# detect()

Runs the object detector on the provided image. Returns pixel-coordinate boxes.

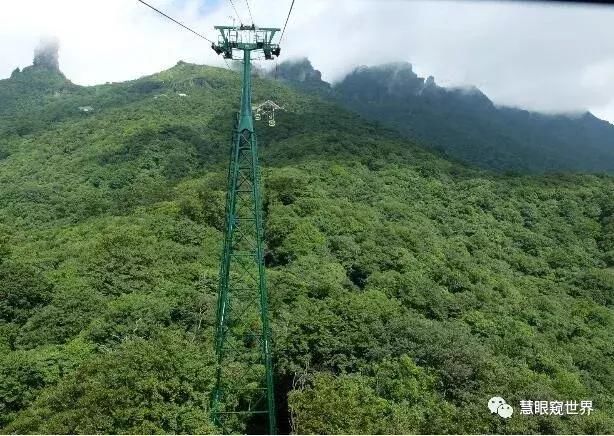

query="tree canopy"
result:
[0,62,612,434]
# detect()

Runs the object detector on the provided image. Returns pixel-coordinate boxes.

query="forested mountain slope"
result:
[272,59,614,173]
[0,61,613,434]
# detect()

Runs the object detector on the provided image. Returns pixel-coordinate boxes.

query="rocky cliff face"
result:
[272,58,614,172]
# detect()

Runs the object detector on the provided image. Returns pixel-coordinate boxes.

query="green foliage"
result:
[0,338,93,428]
[86,293,173,347]
[4,334,215,434]
[288,356,455,434]
[15,287,105,349]
[0,61,613,434]
[0,261,53,324]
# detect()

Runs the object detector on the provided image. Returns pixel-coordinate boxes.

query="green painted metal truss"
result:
[210,25,280,434]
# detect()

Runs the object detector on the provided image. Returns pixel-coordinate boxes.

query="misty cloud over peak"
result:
[33,37,60,71]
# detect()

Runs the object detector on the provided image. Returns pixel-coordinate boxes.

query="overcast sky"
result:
[1,0,613,123]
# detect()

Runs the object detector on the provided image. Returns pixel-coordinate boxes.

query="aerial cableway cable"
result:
[245,0,255,25]
[136,0,215,44]
[279,0,296,43]
[135,0,232,70]
[227,0,244,25]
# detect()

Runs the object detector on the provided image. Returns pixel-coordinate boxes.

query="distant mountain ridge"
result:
[269,58,614,173]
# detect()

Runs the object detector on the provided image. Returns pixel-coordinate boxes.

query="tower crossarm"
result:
[212,25,281,60]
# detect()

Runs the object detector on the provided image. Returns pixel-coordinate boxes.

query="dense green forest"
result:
[0,61,613,434]
[272,59,614,173]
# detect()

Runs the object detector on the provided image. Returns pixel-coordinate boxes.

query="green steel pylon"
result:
[210,25,280,435]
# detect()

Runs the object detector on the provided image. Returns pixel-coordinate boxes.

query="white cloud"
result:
[1,0,614,122]
[0,0,228,84]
